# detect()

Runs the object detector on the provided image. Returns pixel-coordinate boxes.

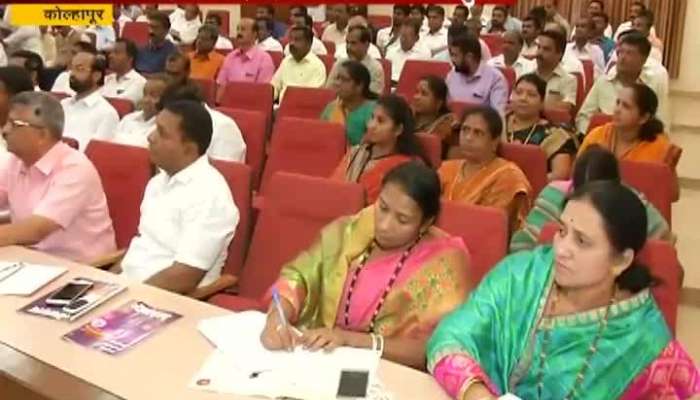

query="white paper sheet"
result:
[0,262,66,296]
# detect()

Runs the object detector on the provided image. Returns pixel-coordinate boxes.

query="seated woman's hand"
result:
[260,313,297,352]
[299,328,346,352]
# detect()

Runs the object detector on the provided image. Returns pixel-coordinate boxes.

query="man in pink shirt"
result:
[0,91,116,262]
[215,17,275,104]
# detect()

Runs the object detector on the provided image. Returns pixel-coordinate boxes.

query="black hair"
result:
[493,6,508,17]
[393,5,411,16]
[515,73,547,101]
[115,38,138,62]
[460,105,503,139]
[409,4,426,16]
[258,5,275,15]
[450,32,482,61]
[454,5,470,18]
[74,41,97,54]
[148,10,171,31]
[382,161,441,222]
[447,24,468,40]
[162,100,212,156]
[0,66,35,95]
[401,19,420,37]
[618,30,652,58]
[567,180,654,293]
[527,7,546,29]
[539,29,567,54]
[256,17,274,33]
[628,83,664,141]
[376,94,428,165]
[589,0,605,10]
[426,5,445,18]
[206,12,222,26]
[340,60,377,100]
[303,15,314,29]
[290,26,313,44]
[158,82,204,110]
[166,51,191,73]
[591,12,610,25]
[349,25,371,43]
[290,5,308,16]
[10,50,43,79]
[635,9,655,29]
[420,75,450,116]
[572,144,620,189]
[80,51,107,86]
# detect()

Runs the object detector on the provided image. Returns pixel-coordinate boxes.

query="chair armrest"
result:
[87,249,126,269]
[188,274,239,300]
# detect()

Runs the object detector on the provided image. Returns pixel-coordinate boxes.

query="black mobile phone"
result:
[46,280,93,306]
[336,369,369,398]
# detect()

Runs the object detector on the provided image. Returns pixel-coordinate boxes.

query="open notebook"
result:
[191,311,381,399]
[0,262,66,296]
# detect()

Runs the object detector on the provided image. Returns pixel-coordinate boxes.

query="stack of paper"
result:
[0,262,66,296]
[191,311,380,399]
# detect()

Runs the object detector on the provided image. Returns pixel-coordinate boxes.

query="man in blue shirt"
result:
[256,5,287,40]
[135,11,177,74]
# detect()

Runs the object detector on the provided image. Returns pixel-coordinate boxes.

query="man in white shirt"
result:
[376,5,410,55]
[385,20,431,83]
[205,13,233,50]
[84,25,116,52]
[633,10,663,63]
[326,25,384,95]
[113,100,238,294]
[543,0,571,37]
[420,5,448,56]
[571,0,612,39]
[614,0,657,41]
[170,5,202,45]
[321,5,349,46]
[334,15,381,60]
[488,30,536,79]
[101,39,147,105]
[113,74,169,147]
[520,15,542,59]
[566,17,606,78]
[486,6,508,35]
[284,15,327,56]
[60,50,119,150]
[534,30,577,113]
[256,18,283,53]
[52,42,98,96]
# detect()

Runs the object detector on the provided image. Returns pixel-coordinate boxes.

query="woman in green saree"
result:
[261,162,471,369]
[428,180,699,399]
[321,60,377,146]
[510,144,674,253]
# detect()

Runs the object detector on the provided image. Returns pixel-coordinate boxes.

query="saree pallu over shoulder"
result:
[579,122,677,167]
[277,205,472,338]
[427,246,673,399]
[321,99,376,146]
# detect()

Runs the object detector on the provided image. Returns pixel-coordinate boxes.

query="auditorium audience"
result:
[262,161,470,370]
[331,94,424,203]
[633,10,663,63]
[534,30,577,113]
[61,50,119,150]
[51,42,97,96]
[170,5,201,45]
[188,25,225,81]
[334,15,382,60]
[327,25,384,96]
[284,14,328,56]
[112,100,238,295]
[591,13,615,62]
[8,50,43,91]
[112,74,169,148]
[438,106,531,233]
[0,91,115,262]
[0,67,35,149]
[321,5,349,46]
[615,0,656,41]
[577,31,669,134]
[322,61,377,145]
[421,6,448,56]
[204,13,234,51]
[445,33,508,114]
[486,6,508,35]
[505,74,578,181]
[566,17,606,78]
[487,30,536,79]
[135,11,177,74]
[385,20,430,83]
[101,39,146,105]
[255,5,287,40]
[577,0,613,38]
[543,0,571,37]
[271,26,326,101]
[520,15,542,59]
[412,76,457,157]
[376,5,410,55]
[511,145,673,253]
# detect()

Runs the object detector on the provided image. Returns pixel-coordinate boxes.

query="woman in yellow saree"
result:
[261,162,471,369]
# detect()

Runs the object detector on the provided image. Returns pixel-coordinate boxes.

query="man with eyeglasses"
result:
[0,91,115,263]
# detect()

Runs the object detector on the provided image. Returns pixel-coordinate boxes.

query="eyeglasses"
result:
[6,118,45,130]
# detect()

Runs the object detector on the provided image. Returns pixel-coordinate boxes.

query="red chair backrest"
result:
[437,200,509,285]
[449,101,479,119]
[267,51,284,70]
[416,132,442,169]
[497,66,516,95]
[105,97,134,119]
[85,140,151,249]
[620,160,674,225]
[572,72,585,111]
[587,113,612,134]
[581,59,594,94]
[276,86,337,120]
[480,34,504,56]
[379,58,392,95]
[368,15,392,29]
[538,224,681,333]
[192,78,216,106]
[210,160,252,276]
[206,10,230,36]
[396,60,452,100]
[121,21,149,47]
[313,21,325,37]
[322,40,336,56]
[215,107,267,189]
[544,107,573,125]
[238,172,365,299]
[219,81,274,133]
[499,142,547,196]
[259,117,347,194]
[319,54,336,75]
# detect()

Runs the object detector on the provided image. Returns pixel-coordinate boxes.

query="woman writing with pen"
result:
[260,162,472,370]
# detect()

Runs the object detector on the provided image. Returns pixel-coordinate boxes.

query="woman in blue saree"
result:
[427,181,700,399]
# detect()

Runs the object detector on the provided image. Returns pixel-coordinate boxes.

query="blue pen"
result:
[271,287,288,330]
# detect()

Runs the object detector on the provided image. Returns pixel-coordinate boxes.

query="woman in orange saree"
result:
[331,94,428,203]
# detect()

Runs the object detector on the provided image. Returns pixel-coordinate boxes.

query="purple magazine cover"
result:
[63,300,181,355]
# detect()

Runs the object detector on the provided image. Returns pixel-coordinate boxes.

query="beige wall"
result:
[669,0,700,128]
